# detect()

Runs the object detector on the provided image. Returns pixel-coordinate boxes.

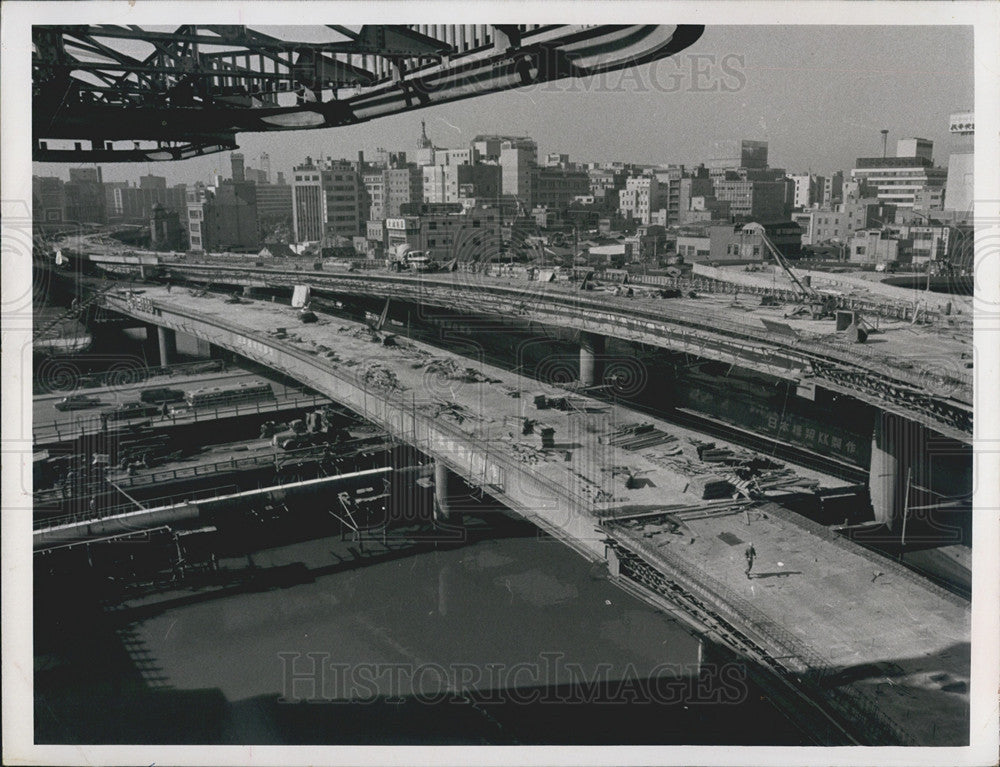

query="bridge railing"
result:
[607,529,915,746]
[99,292,604,549]
[33,393,333,444]
[33,359,227,396]
[159,261,972,393]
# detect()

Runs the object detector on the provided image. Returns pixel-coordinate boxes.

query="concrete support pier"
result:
[434,462,450,522]
[156,326,177,367]
[869,412,915,530]
[579,331,605,387]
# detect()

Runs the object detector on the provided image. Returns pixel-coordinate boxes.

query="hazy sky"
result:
[33,25,975,185]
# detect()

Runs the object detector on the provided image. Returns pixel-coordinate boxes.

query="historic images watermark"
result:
[277,651,749,706]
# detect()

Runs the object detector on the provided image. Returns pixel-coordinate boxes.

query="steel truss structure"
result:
[33,24,704,162]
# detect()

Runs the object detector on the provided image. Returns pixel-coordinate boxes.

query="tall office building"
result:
[187,181,260,253]
[423,164,501,205]
[851,138,947,209]
[363,172,386,221]
[619,175,665,225]
[291,159,325,242]
[255,182,294,232]
[258,152,271,184]
[33,176,67,223]
[383,167,424,217]
[706,139,768,171]
[822,171,844,207]
[65,167,107,224]
[789,174,825,209]
[230,153,246,183]
[945,112,974,217]
[712,177,792,222]
[534,166,591,210]
[291,156,367,242]
[499,137,537,208]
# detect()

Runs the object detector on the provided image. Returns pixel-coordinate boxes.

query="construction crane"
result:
[748,223,819,301]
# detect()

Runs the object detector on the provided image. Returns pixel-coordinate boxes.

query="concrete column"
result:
[869,412,913,530]
[194,338,213,359]
[579,331,605,387]
[156,326,177,367]
[434,461,450,522]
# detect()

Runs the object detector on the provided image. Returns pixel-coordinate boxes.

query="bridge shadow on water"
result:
[34,506,970,747]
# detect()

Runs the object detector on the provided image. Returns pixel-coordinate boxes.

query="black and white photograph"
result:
[2,3,999,765]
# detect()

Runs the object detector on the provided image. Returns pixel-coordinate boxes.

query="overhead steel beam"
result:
[33,23,705,162]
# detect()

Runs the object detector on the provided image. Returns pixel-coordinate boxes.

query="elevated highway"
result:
[154,260,973,442]
[62,284,968,746]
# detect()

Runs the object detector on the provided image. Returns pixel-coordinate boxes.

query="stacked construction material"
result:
[599,422,678,451]
[691,440,820,497]
[752,468,821,494]
[362,364,401,392]
[695,442,736,463]
[687,473,736,500]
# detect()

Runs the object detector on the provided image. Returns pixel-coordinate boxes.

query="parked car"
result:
[139,387,186,404]
[54,394,102,411]
[101,402,160,421]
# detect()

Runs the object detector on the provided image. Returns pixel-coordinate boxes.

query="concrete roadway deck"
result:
[156,259,974,409]
[418,268,974,403]
[607,503,969,745]
[103,285,970,745]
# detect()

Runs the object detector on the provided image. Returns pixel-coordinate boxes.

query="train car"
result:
[139,387,186,404]
[185,381,275,409]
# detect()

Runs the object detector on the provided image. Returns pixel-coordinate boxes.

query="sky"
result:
[33,24,975,186]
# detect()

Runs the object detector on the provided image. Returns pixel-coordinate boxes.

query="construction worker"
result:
[745,543,757,580]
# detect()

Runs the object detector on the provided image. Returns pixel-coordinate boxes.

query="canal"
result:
[35,508,807,745]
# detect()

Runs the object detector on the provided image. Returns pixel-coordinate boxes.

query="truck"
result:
[387,243,436,272]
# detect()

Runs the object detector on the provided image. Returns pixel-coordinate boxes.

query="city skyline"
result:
[31,25,973,186]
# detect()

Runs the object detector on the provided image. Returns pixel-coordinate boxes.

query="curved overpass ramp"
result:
[88,285,970,747]
[158,262,973,443]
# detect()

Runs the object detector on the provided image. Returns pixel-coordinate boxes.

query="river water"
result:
[35,509,806,746]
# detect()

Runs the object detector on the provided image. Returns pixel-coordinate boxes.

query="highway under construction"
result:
[29,264,972,746]
[17,19,986,755]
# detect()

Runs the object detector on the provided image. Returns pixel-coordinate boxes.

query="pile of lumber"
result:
[599,423,678,451]
[752,468,821,494]
[687,474,736,500]
[690,440,820,497]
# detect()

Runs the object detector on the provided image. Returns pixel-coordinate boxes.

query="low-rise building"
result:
[676,221,800,263]
[848,229,911,266]
[386,205,502,262]
[793,209,848,246]
[535,166,591,211]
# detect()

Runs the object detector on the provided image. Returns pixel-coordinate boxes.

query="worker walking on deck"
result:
[744,543,757,580]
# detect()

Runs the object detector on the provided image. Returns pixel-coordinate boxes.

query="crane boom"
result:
[755,226,818,299]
